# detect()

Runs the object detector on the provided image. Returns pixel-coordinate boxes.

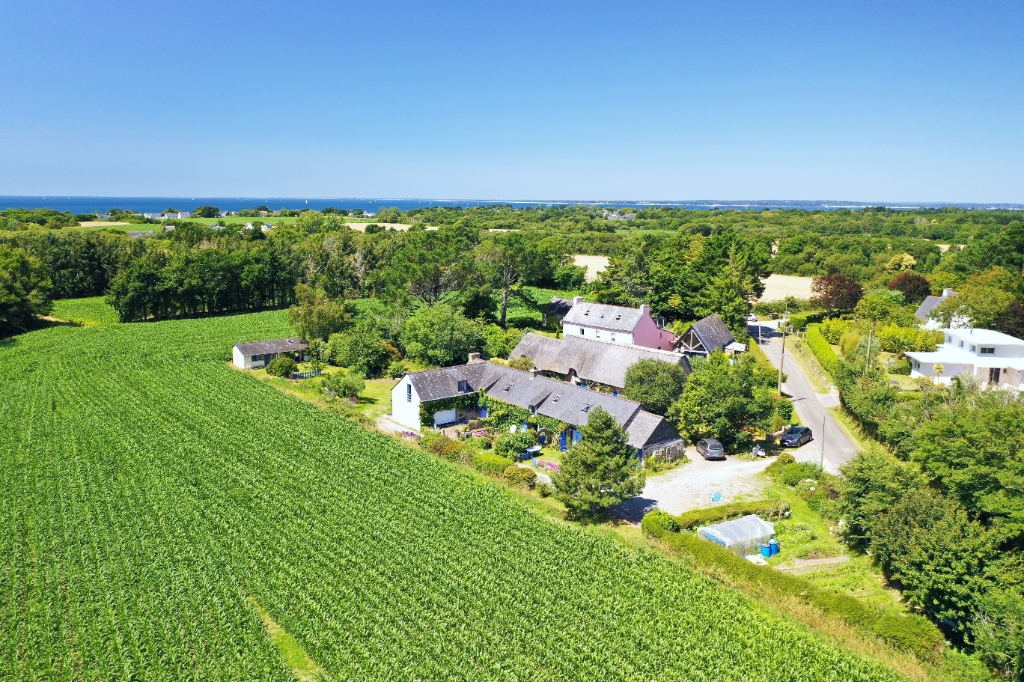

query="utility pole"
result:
[863,327,873,377]
[777,302,789,394]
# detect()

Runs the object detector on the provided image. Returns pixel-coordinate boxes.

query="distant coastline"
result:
[2,195,1022,214]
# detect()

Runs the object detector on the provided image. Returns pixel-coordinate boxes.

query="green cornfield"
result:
[0,311,902,681]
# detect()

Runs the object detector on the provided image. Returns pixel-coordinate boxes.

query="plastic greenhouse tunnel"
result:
[697,515,776,556]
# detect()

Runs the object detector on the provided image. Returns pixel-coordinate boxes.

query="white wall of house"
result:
[232,347,267,369]
[563,323,634,345]
[391,376,422,431]
[232,346,246,368]
[909,361,973,385]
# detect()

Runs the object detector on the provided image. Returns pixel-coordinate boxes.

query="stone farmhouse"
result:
[391,358,685,459]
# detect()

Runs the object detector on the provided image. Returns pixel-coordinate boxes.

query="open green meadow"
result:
[0,312,902,681]
[50,296,119,325]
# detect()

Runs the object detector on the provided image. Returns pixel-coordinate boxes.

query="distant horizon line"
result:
[3,194,1023,208]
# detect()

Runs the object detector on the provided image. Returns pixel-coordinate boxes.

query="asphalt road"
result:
[752,322,860,475]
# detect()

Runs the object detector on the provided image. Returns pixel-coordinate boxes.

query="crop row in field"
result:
[0,312,902,681]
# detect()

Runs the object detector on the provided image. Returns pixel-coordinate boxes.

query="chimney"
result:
[573,295,584,305]
[468,353,483,364]
[530,368,540,379]
[942,288,954,298]
[640,304,650,317]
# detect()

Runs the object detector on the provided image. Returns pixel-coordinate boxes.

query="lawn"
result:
[50,296,119,325]
[0,312,904,681]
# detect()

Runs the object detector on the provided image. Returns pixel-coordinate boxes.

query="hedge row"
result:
[788,312,825,330]
[641,512,944,659]
[673,499,790,530]
[806,323,840,374]
[473,452,515,476]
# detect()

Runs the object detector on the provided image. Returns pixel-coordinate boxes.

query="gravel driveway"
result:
[614,450,785,523]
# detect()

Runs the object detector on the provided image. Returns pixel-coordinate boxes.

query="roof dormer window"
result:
[959,341,964,348]
[458,380,469,392]
[970,345,976,352]
[981,347,995,354]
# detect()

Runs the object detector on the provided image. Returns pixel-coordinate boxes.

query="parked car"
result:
[779,426,813,447]
[747,313,758,322]
[695,438,726,460]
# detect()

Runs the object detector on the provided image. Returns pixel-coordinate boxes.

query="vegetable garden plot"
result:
[1,313,903,681]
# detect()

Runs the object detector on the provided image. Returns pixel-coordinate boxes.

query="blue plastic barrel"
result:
[760,543,771,559]
[769,539,779,556]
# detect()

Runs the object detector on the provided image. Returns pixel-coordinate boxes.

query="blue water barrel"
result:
[769,539,779,556]
[760,543,771,559]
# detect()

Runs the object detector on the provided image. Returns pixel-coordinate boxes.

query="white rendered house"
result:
[560,297,676,351]
[906,328,1024,388]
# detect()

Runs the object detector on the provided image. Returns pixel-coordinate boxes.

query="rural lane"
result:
[752,322,860,475]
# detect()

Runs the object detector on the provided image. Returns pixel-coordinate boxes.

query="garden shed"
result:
[698,515,775,556]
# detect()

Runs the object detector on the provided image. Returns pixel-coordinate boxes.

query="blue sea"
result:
[2,196,1015,214]
[0,196,893,215]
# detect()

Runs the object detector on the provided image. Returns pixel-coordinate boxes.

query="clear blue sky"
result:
[1,1,1021,202]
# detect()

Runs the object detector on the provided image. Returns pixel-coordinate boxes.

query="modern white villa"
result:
[906,327,1024,388]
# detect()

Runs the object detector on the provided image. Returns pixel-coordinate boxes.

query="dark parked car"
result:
[779,426,813,448]
[695,438,726,460]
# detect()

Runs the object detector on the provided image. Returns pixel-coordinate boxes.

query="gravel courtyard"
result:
[613,443,819,523]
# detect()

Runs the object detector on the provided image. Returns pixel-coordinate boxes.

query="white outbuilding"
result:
[232,338,310,369]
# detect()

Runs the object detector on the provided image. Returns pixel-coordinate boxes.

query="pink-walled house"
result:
[560,297,676,351]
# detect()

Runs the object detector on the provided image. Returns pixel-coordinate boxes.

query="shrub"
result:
[889,359,912,375]
[807,490,829,512]
[321,369,365,399]
[387,361,406,378]
[503,465,537,489]
[266,357,299,377]
[642,509,680,533]
[674,499,790,530]
[537,483,554,497]
[473,452,514,476]
[819,318,849,344]
[778,462,822,487]
[422,433,473,464]
[764,452,797,478]
[494,430,536,461]
[873,612,945,659]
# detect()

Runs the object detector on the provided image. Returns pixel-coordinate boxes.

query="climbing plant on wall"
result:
[419,393,479,426]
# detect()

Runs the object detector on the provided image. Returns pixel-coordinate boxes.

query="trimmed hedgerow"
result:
[673,499,790,531]
[806,323,840,374]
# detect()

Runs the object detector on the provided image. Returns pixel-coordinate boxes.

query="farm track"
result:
[0,312,903,681]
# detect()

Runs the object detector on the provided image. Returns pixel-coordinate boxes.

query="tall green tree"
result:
[476,232,541,327]
[389,230,479,307]
[287,283,354,341]
[552,407,645,519]
[622,358,688,416]
[400,303,483,367]
[871,488,997,633]
[0,245,53,335]
[668,352,785,452]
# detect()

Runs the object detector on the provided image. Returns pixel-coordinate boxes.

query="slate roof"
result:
[687,314,735,353]
[234,338,310,356]
[915,294,953,321]
[407,362,683,449]
[543,296,574,319]
[510,333,690,388]
[562,301,644,332]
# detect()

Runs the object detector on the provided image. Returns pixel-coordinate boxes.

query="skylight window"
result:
[553,394,561,402]
[582,403,592,412]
